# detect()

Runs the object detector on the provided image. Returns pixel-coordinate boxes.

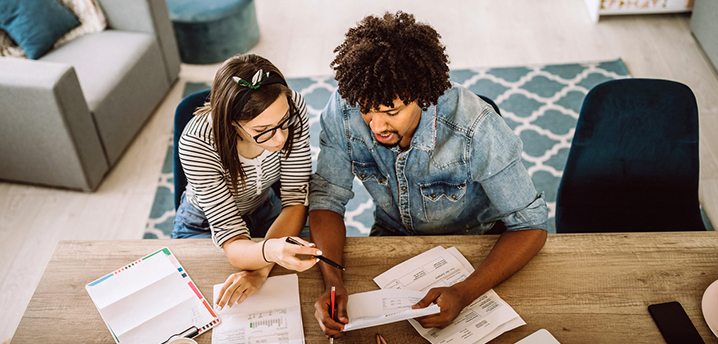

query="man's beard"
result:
[376,132,403,149]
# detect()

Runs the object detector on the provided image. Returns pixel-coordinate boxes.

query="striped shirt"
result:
[179,91,311,247]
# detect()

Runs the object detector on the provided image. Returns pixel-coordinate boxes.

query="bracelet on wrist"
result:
[262,239,272,263]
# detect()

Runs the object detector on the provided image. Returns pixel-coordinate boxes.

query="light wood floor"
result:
[3,1,718,342]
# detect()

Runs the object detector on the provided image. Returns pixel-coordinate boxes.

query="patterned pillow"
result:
[0,31,25,58]
[53,0,107,49]
[0,0,106,58]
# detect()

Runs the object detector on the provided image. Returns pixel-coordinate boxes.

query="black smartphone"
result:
[648,301,705,344]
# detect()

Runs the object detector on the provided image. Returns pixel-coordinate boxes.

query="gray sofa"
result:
[0,0,180,191]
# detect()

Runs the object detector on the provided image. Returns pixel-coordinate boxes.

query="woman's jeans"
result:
[172,189,283,239]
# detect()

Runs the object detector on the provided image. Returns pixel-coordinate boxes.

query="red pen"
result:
[330,286,336,344]
[331,286,336,319]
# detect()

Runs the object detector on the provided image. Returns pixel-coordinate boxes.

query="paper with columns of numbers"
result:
[212,274,304,344]
[373,246,525,344]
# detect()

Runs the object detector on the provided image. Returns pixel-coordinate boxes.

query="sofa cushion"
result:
[0,0,80,59]
[41,30,170,164]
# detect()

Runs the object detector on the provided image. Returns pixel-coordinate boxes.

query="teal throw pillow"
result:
[0,0,81,59]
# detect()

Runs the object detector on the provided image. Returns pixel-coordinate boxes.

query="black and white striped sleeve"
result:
[178,116,250,247]
[279,91,312,207]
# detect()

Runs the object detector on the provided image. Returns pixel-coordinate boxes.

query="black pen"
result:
[285,237,345,270]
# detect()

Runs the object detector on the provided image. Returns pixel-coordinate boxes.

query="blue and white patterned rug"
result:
[146,59,711,239]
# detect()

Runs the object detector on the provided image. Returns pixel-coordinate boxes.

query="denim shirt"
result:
[309,83,548,235]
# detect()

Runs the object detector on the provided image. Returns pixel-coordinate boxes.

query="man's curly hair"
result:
[331,11,451,113]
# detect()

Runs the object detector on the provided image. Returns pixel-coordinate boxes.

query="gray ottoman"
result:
[167,0,259,64]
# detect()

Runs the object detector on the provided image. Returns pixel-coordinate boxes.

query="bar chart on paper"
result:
[248,311,286,328]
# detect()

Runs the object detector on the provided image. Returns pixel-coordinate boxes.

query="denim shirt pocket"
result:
[420,181,467,222]
[352,161,393,209]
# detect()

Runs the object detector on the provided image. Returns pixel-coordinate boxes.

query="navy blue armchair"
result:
[173,89,211,209]
[555,79,706,233]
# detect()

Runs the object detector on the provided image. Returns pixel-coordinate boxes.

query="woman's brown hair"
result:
[195,54,299,194]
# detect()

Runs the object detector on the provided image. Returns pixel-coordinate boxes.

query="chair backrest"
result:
[476,94,501,116]
[174,89,211,209]
[556,79,705,233]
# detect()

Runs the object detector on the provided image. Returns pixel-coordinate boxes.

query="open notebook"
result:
[86,247,220,343]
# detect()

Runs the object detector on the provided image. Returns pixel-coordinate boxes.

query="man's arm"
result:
[412,88,549,328]
[413,228,547,328]
[309,209,349,338]
[308,90,358,337]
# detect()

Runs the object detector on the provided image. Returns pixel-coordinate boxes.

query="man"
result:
[309,12,548,338]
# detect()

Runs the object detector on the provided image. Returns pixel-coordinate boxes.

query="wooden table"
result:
[10,232,718,343]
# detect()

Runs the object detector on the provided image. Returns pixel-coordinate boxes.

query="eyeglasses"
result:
[238,112,298,144]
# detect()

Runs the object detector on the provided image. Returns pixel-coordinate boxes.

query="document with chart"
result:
[212,274,304,344]
[374,246,525,344]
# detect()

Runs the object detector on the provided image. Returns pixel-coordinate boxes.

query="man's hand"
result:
[412,229,547,329]
[313,284,349,338]
[215,270,269,310]
[412,286,468,329]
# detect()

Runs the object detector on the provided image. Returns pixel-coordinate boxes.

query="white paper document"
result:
[343,289,441,331]
[212,274,304,344]
[374,246,525,344]
[514,329,561,344]
[86,248,220,344]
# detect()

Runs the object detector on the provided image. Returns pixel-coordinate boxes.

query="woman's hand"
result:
[263,237,322,272]
[215,270,269,310]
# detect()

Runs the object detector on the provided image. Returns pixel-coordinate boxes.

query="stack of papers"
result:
[374,246,525,344]
[212,274,304,344]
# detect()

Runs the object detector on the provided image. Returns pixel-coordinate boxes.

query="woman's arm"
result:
[216,204,319,309]
[222,204,319,271]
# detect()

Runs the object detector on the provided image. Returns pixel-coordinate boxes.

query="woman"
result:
[173,54,319,309]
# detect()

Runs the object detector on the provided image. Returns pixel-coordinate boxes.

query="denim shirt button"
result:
[399,157,405,161]
[431,193,436,198]
[401,186,407,191]
[360,174,365,179]
[452,195,457,200]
